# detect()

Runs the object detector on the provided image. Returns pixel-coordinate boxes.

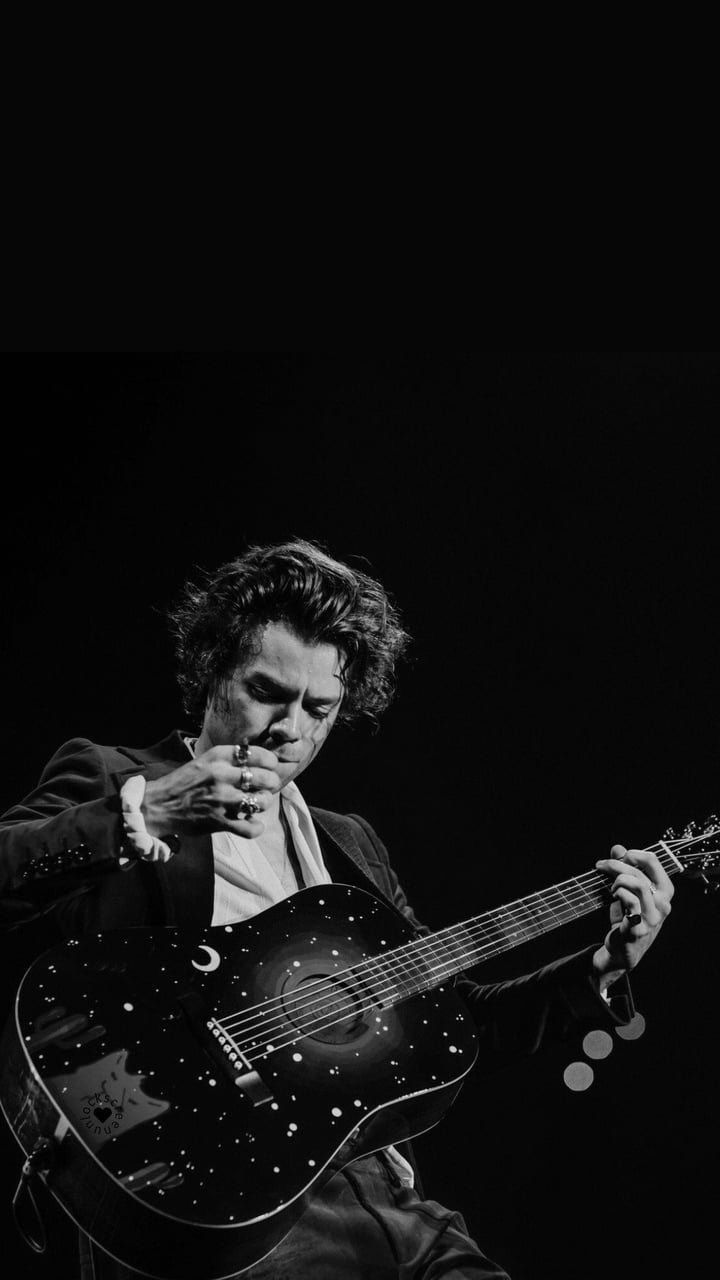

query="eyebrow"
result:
[246,672,341,708]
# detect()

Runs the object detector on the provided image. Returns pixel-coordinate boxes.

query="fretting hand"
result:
[592,845,674,990]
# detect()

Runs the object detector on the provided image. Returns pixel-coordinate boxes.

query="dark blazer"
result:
[0,731,632,1189]
[1,727,631,1031]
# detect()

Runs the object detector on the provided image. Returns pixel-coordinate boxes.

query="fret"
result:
[554,878,587,919]
[347,833,716,1011]
[410,881,602,993]
[432,926,473,968]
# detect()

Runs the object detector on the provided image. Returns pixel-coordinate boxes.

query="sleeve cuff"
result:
[549,945,636,1028]
[598,972,636,1024]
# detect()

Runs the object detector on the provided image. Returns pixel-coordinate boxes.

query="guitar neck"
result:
[358,842,686,1006]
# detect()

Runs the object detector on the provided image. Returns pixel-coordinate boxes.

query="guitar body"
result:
[0,884,477,1278]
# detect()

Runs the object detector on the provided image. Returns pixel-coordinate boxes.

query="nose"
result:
[268,703,302,743]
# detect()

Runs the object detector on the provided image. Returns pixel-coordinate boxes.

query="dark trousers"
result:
[79,1155,510,1280]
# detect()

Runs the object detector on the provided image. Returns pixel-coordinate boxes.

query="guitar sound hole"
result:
[282,974,368,1045]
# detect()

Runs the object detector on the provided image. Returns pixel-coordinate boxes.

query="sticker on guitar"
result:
[46,1048,170,1151]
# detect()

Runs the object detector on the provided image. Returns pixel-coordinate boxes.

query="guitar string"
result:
[241,904,610,1065]
[241,900,602,1063]
[239,851,696,1064]
[217,831,704,1045]
[221,858,698,1058]
[218,869,606,1032]
[220,875,608,1045]
[242,853,699,1064]
[217,841,704,1053]
[218,841,699,1047]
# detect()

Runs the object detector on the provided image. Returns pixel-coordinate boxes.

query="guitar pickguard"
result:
[46,1047,170,1151]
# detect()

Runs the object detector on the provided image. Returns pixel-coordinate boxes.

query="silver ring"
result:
[233,741,250,767]
[239,767,254,791]
[238,796,260,819]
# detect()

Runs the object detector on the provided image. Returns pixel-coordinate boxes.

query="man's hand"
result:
[592,845,674,991]
[141,745,282,840]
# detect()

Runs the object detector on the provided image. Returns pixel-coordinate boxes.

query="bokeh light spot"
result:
[615,1013,646,1041]
[563,1062,594,1091]
[582,1029,614,1059]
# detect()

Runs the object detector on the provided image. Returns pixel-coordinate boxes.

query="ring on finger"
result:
[239,767,254,790]
[233,741,250,767]
[238,796,260,818]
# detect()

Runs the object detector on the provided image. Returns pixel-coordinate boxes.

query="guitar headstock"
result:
[661,815,720,889]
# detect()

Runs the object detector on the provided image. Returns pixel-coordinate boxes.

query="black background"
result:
[1,353,718,1279]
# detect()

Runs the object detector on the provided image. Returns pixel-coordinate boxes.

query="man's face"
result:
[201,621,345,788]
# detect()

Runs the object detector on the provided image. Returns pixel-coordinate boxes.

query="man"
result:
[0,539,673,1279]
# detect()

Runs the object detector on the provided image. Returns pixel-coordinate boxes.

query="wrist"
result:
[139,779,168,838]
[592,945,626,994]
[120,775,178,864]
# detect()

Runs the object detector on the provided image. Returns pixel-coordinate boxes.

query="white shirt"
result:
[209,779,332,925]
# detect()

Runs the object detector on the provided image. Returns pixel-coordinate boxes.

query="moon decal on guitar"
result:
[191,945,221,972]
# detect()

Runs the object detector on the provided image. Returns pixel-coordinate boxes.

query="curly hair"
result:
[168,539,411,728]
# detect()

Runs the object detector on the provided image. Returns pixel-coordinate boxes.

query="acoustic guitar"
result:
[1,823,717,1278]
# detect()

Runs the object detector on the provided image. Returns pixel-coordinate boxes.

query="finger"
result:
[596,857,654,882]
[202,745,247,763]
[244,745,282,771]
[613,884,640,916]
[213,762,281,793]
[202,744,281,771]
[197,751,282,794]
[609,898,624,924]
[617,848,675,900]
[205,760,281,793]
[231,766,282,793]
[596,858,657,893]
[601,844,674,900]
[611,873,663,923]
[612,887,646,931]
[600,864,671,927]
[214,782,271,810]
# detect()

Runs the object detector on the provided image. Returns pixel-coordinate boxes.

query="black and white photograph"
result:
[0,353,717,1280]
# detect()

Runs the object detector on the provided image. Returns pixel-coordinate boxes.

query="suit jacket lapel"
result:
[111,735,386,927]
[309,807,387,897]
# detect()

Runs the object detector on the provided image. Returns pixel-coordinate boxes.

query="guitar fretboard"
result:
[351,843,687,1011]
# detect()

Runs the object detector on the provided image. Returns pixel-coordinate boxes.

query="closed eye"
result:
[247,682,279,704]
[247,681,334,720]
[307,705,332,721]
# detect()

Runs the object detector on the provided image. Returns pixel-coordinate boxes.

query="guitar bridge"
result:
[206,1016,273,1105]
[177,993,273,1106]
